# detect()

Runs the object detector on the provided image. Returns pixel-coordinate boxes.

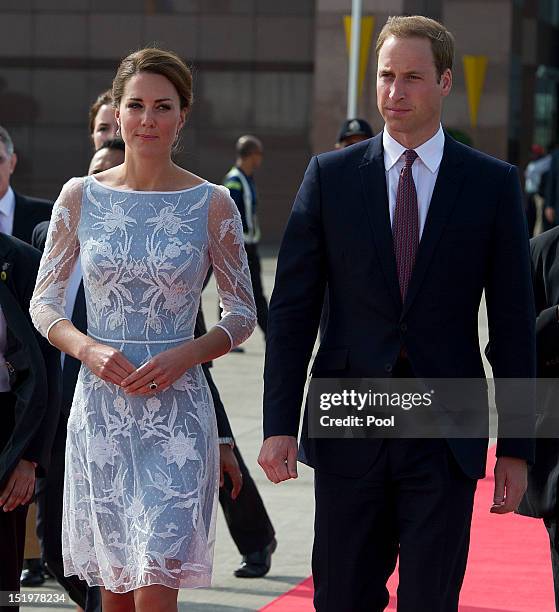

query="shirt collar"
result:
[383,124,445,174]
[0,186,15,218]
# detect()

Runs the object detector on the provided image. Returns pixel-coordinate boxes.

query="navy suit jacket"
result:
[0,233,61,487]
[12,191,52,245]
[263,132,536,480]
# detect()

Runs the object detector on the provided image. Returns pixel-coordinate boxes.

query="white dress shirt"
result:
[0,306,10,392]
[0,186,15,236]
[383,125,445,239]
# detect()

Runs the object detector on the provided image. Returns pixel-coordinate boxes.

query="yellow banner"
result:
[463,55,488,128]
[344,15,375,99]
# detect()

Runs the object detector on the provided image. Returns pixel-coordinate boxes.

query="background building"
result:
[0,0,557,245]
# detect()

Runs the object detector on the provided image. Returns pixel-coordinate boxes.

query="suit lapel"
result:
[358,134,402,311]
[402,135,466,316]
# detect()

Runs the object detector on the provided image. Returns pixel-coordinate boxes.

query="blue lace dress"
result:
[30,175,256,592]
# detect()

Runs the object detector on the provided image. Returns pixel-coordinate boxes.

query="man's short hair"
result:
[0,126,14,156]
[99,138,125,153]
[236,135,263,159]
[376,15,455,81]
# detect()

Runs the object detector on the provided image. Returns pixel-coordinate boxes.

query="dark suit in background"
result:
[263,133,535,610]
[195,307,275,558]
[0,233,60,601]
[518,226,559,609]
[11,193,52,245]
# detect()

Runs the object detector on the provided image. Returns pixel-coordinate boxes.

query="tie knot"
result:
[404,149,418,168]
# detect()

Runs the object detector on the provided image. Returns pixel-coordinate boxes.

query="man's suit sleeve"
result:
[20,246,61,474]
[545,152,558,214]
[263,156,326,439]
[31,220,49,253]
[202,363,233,439]
[485,164,536,462]
[530,236,559,370]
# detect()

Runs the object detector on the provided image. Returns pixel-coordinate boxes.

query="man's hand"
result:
[490,456,528,514]
[0,459,36,512]
[258,435,298,484]
[220,444,243,500]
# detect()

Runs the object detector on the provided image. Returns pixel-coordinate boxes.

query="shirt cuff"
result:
[218,437,234,448]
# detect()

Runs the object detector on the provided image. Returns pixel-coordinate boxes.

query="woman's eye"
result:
[127,103,141,109]
[158,105,171,111]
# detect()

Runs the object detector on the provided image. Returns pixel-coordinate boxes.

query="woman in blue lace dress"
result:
[30,48,256,612]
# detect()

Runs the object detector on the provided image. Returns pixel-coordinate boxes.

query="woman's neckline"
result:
[89,174,208,194]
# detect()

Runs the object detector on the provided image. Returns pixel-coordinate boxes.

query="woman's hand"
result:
[121,343,196,395]
[80,341,136,387]
[0,459,36,512]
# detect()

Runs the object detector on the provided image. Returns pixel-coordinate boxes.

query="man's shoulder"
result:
[0,232,41,266]
[315,138,373,170]
[31,220,50,251]
[14,191,53,211]
[223,168,243,192]
[530,226,559,257]
[445,135,513,175]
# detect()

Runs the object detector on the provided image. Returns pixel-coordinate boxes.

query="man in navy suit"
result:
[259,15,535,612]
[0,126,52,245]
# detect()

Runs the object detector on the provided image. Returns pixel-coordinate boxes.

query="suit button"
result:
[385,363,393,373]
[400,323,407,333]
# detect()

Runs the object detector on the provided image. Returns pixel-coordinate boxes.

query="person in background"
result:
[515,225,559,610]
[223,136,268,348]
[89,90,118,152]
[88,139,125,175]
[335,118,373,149]
[0,126,52,246]
[524,143,550,237]
[0,124,53,587]
[0,231,60,607]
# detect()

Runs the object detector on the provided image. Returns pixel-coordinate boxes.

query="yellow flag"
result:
[463,55,488,128]
[344,15,375,98]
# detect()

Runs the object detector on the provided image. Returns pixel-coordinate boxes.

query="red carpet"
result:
[261,447,555,611]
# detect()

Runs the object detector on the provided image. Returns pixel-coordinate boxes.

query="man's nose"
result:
[389,78,405,100]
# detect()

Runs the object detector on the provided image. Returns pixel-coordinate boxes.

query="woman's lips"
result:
[137,134,158,140]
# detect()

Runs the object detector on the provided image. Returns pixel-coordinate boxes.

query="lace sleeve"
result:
[30,177,84,340]
[207,184,257,349]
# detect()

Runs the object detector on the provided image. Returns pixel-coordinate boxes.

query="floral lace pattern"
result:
[30,176,256,592]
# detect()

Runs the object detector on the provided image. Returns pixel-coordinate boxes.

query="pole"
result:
[347,0,362,118]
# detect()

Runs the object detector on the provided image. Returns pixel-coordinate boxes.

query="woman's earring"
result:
[116,125,121,137]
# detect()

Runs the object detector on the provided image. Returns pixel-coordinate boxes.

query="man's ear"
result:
[9,153,17,175]
[441,69,452,98]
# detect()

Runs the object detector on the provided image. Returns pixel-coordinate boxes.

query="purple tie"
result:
[393,149,419,300]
